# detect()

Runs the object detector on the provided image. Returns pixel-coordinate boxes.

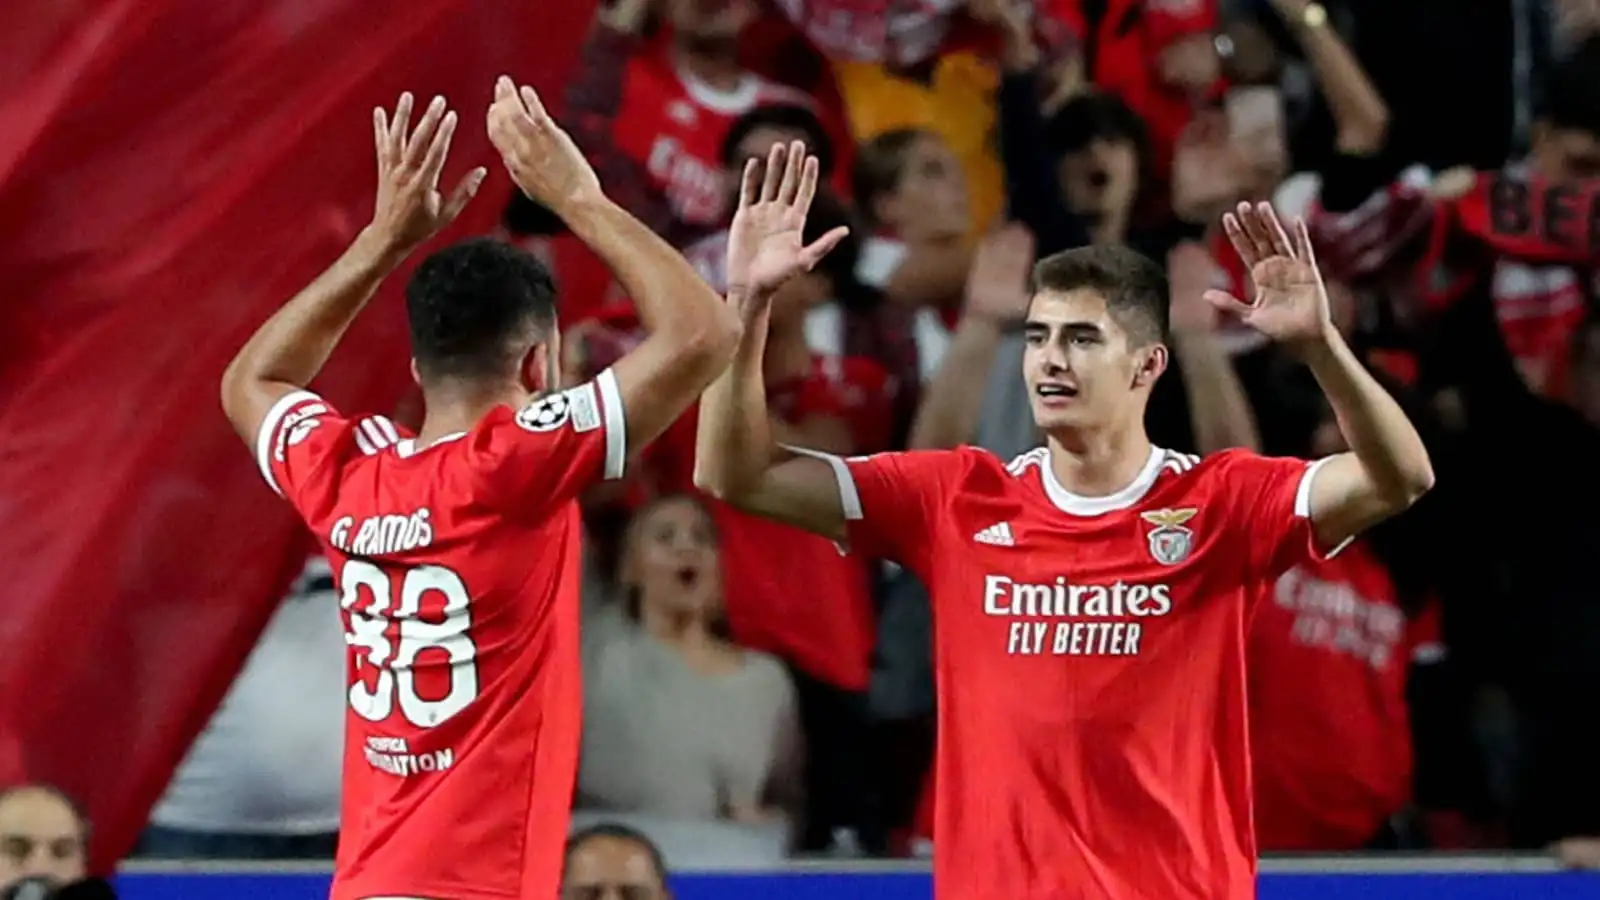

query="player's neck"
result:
[1044,425,1153,499]
[415,382,528,450]
[672,42,743,91]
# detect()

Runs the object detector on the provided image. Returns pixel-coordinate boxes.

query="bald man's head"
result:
[561,824,669,900]
[0,785,89,890]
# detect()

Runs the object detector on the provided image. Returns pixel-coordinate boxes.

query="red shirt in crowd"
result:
[815,443,1330,898]
[1309,167,1600,399]
[643,354,892,690]
[1047,0,1219,180]
[567,24,817,243]
[1248,543,1444,851]
[255,373,629,900]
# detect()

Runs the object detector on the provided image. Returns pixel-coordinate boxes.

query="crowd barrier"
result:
[116,856,1600,899]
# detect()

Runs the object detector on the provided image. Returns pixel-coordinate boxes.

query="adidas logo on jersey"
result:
[974,522,1015,546]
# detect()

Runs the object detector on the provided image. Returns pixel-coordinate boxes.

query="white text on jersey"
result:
[331,509,435,556]
[363,735,455,777]
[984,575,1174,657]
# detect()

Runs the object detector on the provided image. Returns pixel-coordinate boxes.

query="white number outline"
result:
[340,560,480,727]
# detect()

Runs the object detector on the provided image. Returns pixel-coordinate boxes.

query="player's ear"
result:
[1132,343,1168,389]
[409,358,422,387]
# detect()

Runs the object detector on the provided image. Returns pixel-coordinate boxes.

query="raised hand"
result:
[1205,201,1331,346]
[963,223,1035,322]
[487,76,602,214]
[724,140,849,303]
[370,93,486,254]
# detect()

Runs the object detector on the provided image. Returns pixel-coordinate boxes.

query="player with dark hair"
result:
[695,202,1433,898]
[220,79,836,900]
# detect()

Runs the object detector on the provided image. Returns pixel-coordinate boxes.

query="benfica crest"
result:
[1140,508,1198,566]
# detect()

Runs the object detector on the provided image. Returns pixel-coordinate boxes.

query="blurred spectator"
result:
[561,823,671,900]
[786,0,1075,231]
[1310,35,1600,404]
[844,127,973,436]
[0,785,87,892]
[138,556,343,859]
[565,0,827,248]
[578,496,803,836]
[1045,0,1223,186]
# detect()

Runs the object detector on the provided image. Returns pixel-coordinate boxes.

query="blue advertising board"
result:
[115,857,1600,899]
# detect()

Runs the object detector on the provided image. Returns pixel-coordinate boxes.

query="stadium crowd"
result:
[13,0,1600,883]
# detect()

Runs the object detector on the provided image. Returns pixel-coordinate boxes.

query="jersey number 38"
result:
[339,560,480,728]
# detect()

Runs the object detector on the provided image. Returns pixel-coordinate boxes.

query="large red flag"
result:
[0,0,593,869]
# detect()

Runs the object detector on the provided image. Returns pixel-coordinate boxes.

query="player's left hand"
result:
[1205,200,1332,346]
[369,93,486,255]
[724,140,849,309]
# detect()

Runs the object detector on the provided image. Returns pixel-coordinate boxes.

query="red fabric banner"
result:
[0,0,593,869]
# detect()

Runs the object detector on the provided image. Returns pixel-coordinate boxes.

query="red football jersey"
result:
[814,443,1331,899]
[613,43,814,230]
[254,371,628,900]
[1248,544,1444,850]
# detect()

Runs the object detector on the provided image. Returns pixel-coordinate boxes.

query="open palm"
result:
[725,140,848,303]
[1204,201,1331,345]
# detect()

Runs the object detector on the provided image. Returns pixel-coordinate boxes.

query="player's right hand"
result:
[370,93,487,255]
[488,76,603,214]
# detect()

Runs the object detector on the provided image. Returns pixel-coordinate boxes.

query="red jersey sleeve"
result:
[468,368,628,517]
[1212,449,1339,581]
[254,390,383,514]
[800,448,962,568]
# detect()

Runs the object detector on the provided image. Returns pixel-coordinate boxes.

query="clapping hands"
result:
[367,93,487,256]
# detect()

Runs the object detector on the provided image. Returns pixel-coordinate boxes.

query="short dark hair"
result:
[1545,35,1600,136]
[1031,244,1169,345]
[721,104,835,178]
[1046,92,1148,157]
[405,237,558,381]
[565,822,668,884]
[852,128,930,228]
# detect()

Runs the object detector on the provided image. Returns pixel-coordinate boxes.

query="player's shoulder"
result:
[1153,447,1310,496]
[259,390,404,491]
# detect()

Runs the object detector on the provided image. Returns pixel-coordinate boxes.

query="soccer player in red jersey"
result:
[695,201,1435,899]
[219,80,836,900]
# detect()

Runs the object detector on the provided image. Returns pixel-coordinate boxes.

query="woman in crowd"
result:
[578,495,802,837]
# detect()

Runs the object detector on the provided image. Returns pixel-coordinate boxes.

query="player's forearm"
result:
[694,297,779,500]
[220,229,400,427]
[1171,331,1261,454]
[1301,330,1433,504]
[563,196,739,353]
